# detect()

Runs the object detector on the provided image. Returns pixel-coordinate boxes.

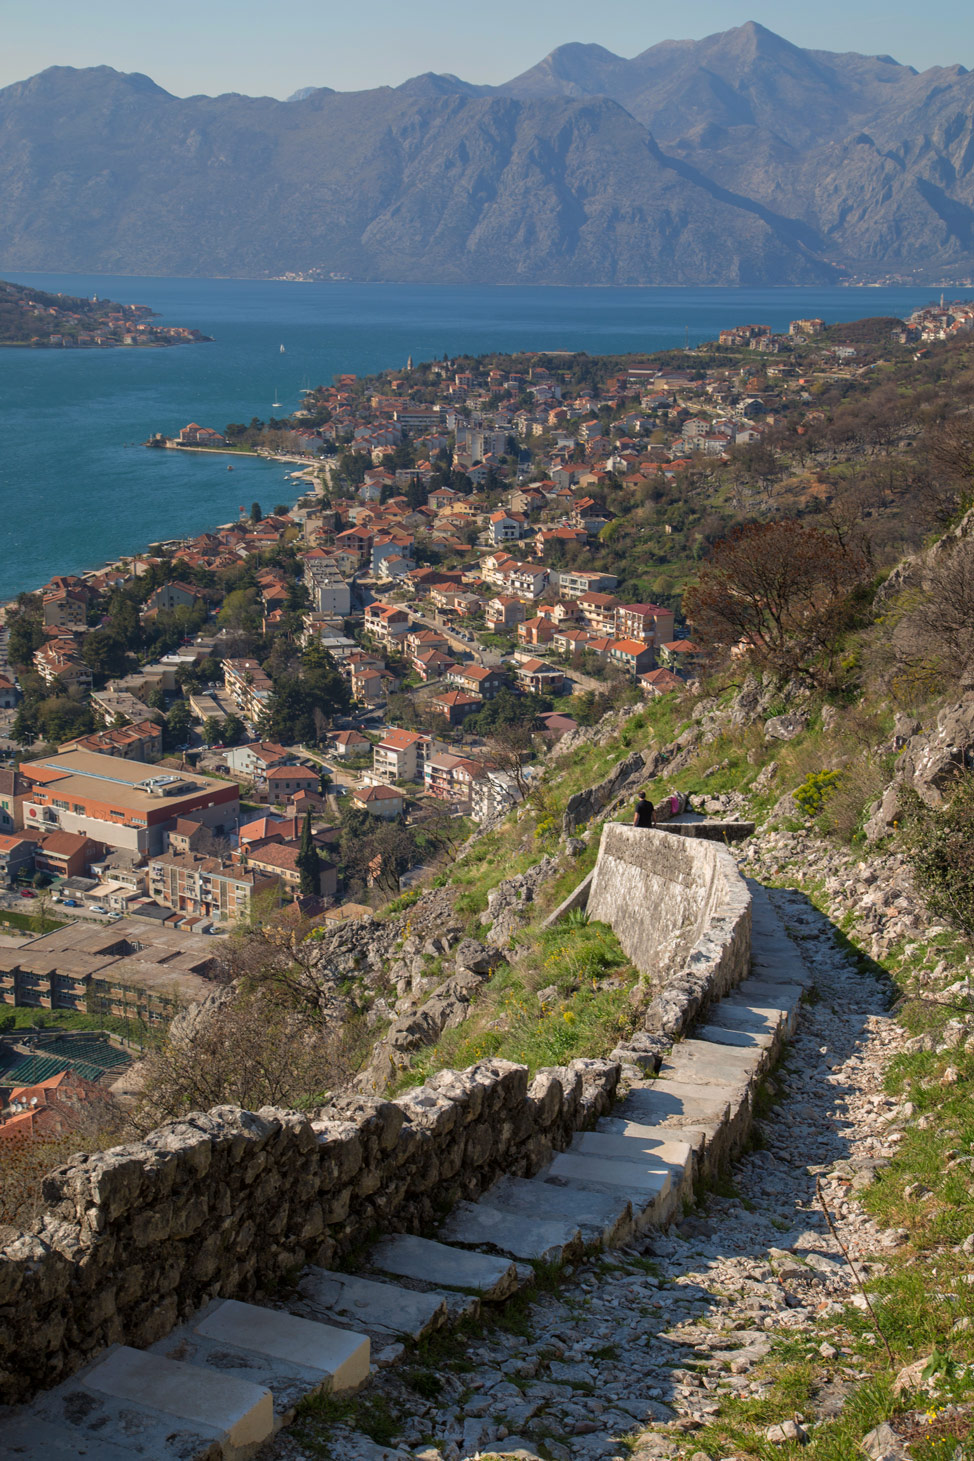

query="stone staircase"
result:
[0,884,807,1460]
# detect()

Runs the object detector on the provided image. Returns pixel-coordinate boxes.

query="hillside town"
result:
[0,299,971,1048]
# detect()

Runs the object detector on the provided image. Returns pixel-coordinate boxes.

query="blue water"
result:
[0,274,941,602]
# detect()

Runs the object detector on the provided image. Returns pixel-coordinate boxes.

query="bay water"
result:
[0,274,938,602]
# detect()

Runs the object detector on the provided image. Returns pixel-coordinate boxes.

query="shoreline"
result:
[0,451,322,621]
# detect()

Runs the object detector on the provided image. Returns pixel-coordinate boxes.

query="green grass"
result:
[393,917,640,1088]
[0,908,66,934]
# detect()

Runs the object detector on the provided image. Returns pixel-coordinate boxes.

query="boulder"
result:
[765,712,809,742]
[896,696,974,805]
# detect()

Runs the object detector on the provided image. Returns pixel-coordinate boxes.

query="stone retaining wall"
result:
[0,1057,619,1403]
[551,823,752,1066]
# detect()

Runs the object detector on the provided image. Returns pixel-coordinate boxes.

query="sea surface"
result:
[0,274,941,603]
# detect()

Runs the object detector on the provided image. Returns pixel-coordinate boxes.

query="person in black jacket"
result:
[633,791,655,828]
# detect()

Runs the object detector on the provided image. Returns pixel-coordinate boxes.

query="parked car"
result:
[18,889,36,899]
[89,904,108,913]
[60,898,78,907]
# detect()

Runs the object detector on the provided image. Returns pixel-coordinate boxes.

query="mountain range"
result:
[1,22,973,286]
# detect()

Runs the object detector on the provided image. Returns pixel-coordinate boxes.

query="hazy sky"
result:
[2,0,971,97]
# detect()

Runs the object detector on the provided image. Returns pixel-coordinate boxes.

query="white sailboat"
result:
[280,344,286,353]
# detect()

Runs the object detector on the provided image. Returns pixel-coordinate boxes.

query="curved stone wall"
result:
[0,822,752,1405]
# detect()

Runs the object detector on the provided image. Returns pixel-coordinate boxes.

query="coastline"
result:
[0,451,322,621]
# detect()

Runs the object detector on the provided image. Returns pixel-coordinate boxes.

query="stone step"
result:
[368,1234,520,1301]
[707,999,783,1034]
[571,1128,694,1204]
[597,1116,709,1175]
[150,1299,369,1423]
[620,1078,733,1131]
[295,1267,447,1342]
[483,1174,635,1248]
[33,1344,274,1460]
[543,1150,677,1227]
[659,1038,765,1087]
[438,1200,585,1264]
[0,1416,145,1460]
[695,1022,775,1052]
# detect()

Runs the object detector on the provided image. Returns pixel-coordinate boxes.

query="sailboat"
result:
[280,344,286,353]
[272,386,282,408]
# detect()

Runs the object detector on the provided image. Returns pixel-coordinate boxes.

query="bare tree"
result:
[683,518,872,686]
[133,986,369,1127]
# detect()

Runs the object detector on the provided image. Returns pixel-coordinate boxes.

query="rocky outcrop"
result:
[864,694,974,839]
[562,750,651,834]
[485,855,559,949]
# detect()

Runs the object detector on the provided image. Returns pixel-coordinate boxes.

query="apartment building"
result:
[302,550,352,616]
[373,728,428,784]
[148,851,279,922]
[614,603,676,646]
[222,658,274,725]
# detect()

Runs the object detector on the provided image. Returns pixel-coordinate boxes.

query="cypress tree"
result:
[297,810,319,897]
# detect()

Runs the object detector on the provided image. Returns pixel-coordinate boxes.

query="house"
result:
[352,784,405,819]
[487,511,525,545]
[578,593,621,637]
[242,841,337,902]
[373,728,428,783]
[412,649,455,682]
[537,712,579,742]
[148,851,278,922]
[429,690,482,725]
[177,423,227,447]
[34,831,105,881]
[659,639,703,672]
[238,815,301,848]
[0,1069,111,1144]
[449,664,507,700]
[330,729,370,760]
[517,617,555,647]
[553,569,619,599]
[224,741,294,780]
[485,596,526,631]
[363,602,410,644]
[614,603,676,646]
[608,638,655,677]
[143,581,200,614]
[0,834,35,886]
[42,587,88,629]
[551,627,591,657]
[515,659,565,695]
[222,659,274,725]
[639,667,685,697]
[34,638,92,692]
[470,770,521,823]
[505,562,548,600]
[166,817,212,854]
[265,765,320,802]
[424,754,485,807]
[0,673,19,709]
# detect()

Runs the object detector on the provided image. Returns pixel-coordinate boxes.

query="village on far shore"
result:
[0,295,969,1083]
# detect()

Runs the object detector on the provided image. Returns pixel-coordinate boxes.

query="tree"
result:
[297,811,320,897]
[222,713,246,747]
[165,699,193,748]
[251,501,263,523]
[202,716,223,747]
[682,518,872,685]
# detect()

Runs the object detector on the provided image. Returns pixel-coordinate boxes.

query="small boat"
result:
[280,344,286,353]
[227,464,234,471]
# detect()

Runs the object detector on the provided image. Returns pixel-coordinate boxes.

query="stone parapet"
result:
[0,1057,619,1403]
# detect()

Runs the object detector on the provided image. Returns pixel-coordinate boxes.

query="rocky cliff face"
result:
[2,22,972,282]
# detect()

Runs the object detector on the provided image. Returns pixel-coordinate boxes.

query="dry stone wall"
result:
[0,1056,619,1403]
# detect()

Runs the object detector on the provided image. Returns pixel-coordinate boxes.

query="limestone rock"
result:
[765,713,809,742]
[860,1420,909,1458]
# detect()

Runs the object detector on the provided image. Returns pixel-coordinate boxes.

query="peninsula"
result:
[0,276,213,348]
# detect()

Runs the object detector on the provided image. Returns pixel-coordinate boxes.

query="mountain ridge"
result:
[1,24,973,284]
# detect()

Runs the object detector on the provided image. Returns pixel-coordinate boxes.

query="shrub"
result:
[901,776,974,943]
[793,769,842,819]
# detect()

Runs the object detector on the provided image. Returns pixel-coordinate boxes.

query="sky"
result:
[1,0,971,97]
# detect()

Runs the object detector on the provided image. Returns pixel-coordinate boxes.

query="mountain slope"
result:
[0,65,833,283]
